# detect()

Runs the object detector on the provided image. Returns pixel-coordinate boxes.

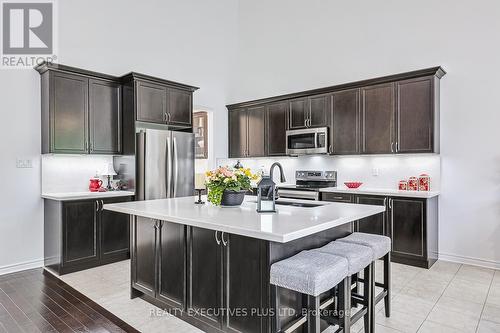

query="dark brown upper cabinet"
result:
[331,89,360,155]
[37,64,122,155]
[247,106,266,157]
[288,98,308,129]
[266,101,288,156]
[227,67,445,157]
[288,95,328,129]
[396,76,436,153]
[228,107,266,158]
[361,83,396,154]
[124,73,197,129]
[89,79,122,154]
[136,80,167,124]
[308,94,329,127]
[228,109,248,158]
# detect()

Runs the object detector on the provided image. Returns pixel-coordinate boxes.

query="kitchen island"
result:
[104,196,384,333]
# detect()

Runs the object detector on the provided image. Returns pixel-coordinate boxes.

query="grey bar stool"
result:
[270,250,350,333]
[338,232,392,332]
[312,241,375,333]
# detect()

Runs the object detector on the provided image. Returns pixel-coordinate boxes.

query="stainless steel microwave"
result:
[286,127,328,156]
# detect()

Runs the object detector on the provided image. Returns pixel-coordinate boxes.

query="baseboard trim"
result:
[439,252,500,270]
[0,258,44,276]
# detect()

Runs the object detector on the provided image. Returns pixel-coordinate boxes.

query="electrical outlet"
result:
[16,159,32,168]
[372,167,379,176]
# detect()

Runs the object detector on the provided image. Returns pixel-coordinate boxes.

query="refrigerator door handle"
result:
[173,136,178,197]
[166,136,173,198]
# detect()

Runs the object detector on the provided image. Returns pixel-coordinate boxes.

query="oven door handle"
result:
[278,189,319,201]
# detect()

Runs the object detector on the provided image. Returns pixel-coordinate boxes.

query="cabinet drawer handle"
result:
[215,231,221,245]
[221,232,228,246]
[332,196,344,200]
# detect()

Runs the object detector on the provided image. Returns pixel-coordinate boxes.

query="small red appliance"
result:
[89,179,103,192]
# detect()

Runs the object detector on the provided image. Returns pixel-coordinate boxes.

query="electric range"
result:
[278,170,337,201]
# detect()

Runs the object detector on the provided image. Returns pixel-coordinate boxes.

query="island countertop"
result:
[104,196,385,243]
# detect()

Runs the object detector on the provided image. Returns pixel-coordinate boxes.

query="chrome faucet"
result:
[268,163,286,200]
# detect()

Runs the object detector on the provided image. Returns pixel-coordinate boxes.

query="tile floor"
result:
[55,260,500,333]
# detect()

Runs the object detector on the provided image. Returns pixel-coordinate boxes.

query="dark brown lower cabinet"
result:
[44,196,132,275]
[131,217,157,297]
[321,192,438,268]
[355,195,387,236]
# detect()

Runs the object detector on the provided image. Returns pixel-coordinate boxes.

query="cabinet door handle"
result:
[221,232,228,246]
[391,142,394,153]
[329,145,333,154]
[167,112,171,123]
[215,231,221,245]
[388,198,392,209]
[95,201,100,212]
[395,141,399,152]
[100,200,104,211]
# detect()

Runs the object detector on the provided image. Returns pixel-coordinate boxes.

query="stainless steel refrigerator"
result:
[136,129,194,200]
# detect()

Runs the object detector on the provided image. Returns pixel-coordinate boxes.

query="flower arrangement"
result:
[205,166,259,206]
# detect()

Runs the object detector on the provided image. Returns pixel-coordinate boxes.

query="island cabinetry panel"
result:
[321,192,438,268]
[44,196,132,275]
[131,218,187,308]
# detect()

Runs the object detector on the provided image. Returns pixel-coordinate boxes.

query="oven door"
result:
[286,127,328,156]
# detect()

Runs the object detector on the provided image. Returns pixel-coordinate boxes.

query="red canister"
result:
[419,174,430,191]
[398,180,408,191]
[408,177,418,191]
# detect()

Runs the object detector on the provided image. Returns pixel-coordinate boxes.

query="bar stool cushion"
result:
[337,232,391,260]
[313,241,373,275]
[270,250,348,297]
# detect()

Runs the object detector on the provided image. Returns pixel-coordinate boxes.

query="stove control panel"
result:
[295,170,337,181]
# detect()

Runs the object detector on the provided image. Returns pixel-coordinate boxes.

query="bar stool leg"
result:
[271,285,280,333]
[306,295,321,333]
[363,263,374,333]
[384,252,391,317]
[338,276,351,333]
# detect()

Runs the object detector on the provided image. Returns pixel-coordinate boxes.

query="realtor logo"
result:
[1,0,56,67]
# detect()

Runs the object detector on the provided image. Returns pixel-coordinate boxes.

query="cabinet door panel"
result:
[158,221,186,308]
[332,89,360,154]
[309,95,329,127]
[52,73,89,153]
[361,83,395,154]
[89,79,122,154]
[132,217,156,297]
[137,81,167,124]
[266,102,288,156]
[168,88,192,126]
[289,99,307,129]
[228,110,247,158]
[396,77,434,153]
[247,106,266,157]
[100,197,131,261]
[391,198,425,257]
[189,227,223,328]
[63,201,98,265]
[356,196,387,236]
[224,234,265,333]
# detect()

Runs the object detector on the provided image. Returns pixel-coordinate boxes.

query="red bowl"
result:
[344,182,363,189]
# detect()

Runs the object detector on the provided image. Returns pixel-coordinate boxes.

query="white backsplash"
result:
[216,155,441,191]
[41,155,115,193]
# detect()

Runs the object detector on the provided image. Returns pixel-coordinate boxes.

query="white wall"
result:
[0,0,239,274]
[231,0,500,268]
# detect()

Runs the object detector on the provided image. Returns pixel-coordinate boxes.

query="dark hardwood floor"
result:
[0,268,139,333]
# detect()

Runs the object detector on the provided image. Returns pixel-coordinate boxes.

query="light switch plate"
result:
[16,159,32,168]
[372,167,379,176]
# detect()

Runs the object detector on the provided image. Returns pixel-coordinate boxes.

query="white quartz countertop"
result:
[103,196,385,243]
[41,191,135,201]
[320,187,439,198]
